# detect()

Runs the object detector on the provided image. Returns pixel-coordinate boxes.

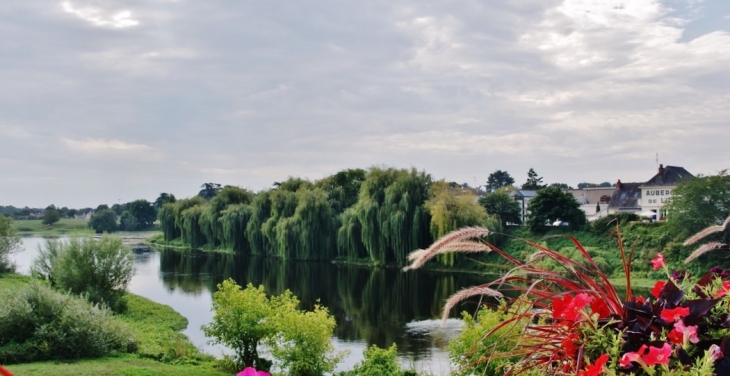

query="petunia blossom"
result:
[552,293,593,321]
[651,253,666,270]
[237,367,271,376]
[716,280,730,298]
[672,320,699,345]
[651,281,666,299]
[660,307,690,323]
[642,343,672,366]
[578,353,609,376]
[619,347,645,368]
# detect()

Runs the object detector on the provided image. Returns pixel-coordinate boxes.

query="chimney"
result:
[616,179,622,189]
[658,164,664,173]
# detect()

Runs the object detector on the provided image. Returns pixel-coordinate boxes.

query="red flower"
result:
[590,298,611,319]
[667,328,684,345]
[578,354,609,376]
[651,281,666,299]
[642,343,672,366]
[660,307,690,322]
[552,293,593,321]
[651,253,666,270]
[717,280,730,298]
[634,296,646,304]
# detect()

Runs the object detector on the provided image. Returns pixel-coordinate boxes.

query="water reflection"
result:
[155,247,485,360]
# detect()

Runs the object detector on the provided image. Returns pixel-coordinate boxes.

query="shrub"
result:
[0,281,135,363]
[31,236,135,311]
[202,279,344,375]
[340,344,403,376]
[0,216,21,274]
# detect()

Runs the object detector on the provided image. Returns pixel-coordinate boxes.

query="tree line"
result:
[158,167,501,266]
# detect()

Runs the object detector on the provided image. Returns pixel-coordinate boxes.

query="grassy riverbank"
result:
[12,218,92,236]
[0,274,229,376]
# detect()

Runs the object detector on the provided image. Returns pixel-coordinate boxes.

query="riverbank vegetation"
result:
[0,274,226,376]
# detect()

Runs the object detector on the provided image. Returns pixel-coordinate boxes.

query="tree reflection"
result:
[157,247,484,357]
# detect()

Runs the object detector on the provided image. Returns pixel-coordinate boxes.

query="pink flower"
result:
[660,307,690,323]
[709,344,724,362]
[669,320,699,345]
[619,347,644,368]
[651,253,666,270]
[237,367,270,376]
[642,343,672,366]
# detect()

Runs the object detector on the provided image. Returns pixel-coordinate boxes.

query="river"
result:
[13,236,489,375]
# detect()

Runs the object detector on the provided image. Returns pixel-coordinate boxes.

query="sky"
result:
[1,0,729,208]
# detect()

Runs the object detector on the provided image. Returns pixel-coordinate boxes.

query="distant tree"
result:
[665,170,730,238]
[42,208,61,226]
[577,182,597,189]
[89,209,118,233]
[478,192,522,226]
[486,170,515,192]
[119,211,140,231]
[0,215,22,273]
[128,199,156,228]
[154,193,177,209]
[96,204,110,211]
[111,203,126,216]
[198,183,222,200]
[66,209,77,218]
[522,168,545,191]
[549,183,572,190]
[599,182,612,187]
[526,186,587,232]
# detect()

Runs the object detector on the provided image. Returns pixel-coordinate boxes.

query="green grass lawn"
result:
[0,274,230,376]
[12,218,92,236]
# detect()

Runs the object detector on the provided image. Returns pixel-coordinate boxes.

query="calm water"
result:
[13,236,489,375]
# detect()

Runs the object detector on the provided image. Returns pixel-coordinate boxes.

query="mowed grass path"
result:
[0,274,229,376]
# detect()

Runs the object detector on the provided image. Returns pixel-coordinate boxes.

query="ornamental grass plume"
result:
[682,215,730,264]
[404,221,730,375]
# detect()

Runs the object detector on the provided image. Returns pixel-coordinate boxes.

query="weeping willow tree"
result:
[424,181,492,266]
[219,204,254,253]
[246,191,273,255]
[337,208,367,259]
[158,203,179,241]
[180,205,206,249]
[199,186,254,248]
[171,197,207,244]
[339,167,432,266]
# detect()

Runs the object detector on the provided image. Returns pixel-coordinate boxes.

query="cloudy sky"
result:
[1,0,729,208]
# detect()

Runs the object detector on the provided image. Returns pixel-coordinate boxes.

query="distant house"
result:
[608,164,694,219]
[608,180,643,214]
[568,187,616,220]
[638,165,694,219]
[509,190,538,223]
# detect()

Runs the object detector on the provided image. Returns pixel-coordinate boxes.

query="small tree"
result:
[128,199,156,229]
[665,170,730,238]
[526,186,586,232]
[486,170,515,193]
[521,168,545,191]
[42,208,60,226]
[478,192,522,226]
[31,236,135,311]
[202,280,343,374]
[0,216,22,273]
[89,209,118,233]
[119,211,140,231]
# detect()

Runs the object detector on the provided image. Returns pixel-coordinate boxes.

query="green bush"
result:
[339,344,403,376]
[202,279,344,375]
[31,236,135,311]
[0,216,21,274]
[449,303,524,376]
[0,281,135,363]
